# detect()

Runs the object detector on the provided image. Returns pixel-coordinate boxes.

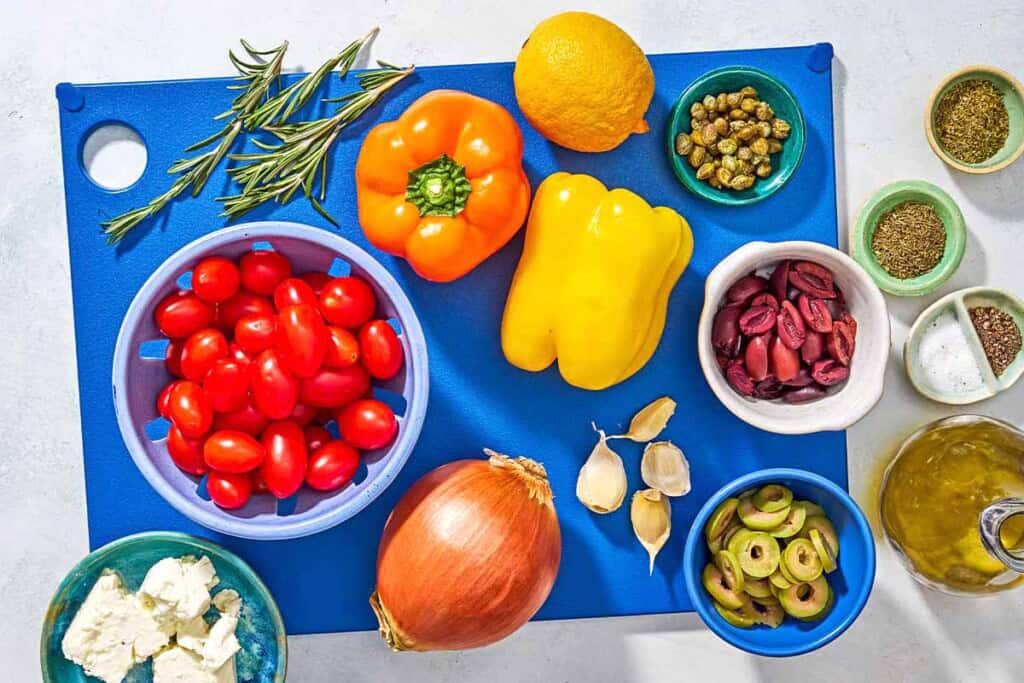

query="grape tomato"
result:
[180,328,229,382]
[218,290,274,330]
[155,291,215,339]
[336,398,397,450]
[203,359,249,413]
[240,250,292,295]
[306,440,360,491]
[207,471,253,510]
[234,313,278,354]
[203,430,265,473]
[191,256,241,303]
[273,278,318,310]
[168,381,213,439]
[166,424,208,476]
[250,349,299,420]
[359,320,404,380]
[324,326,360,368]
[319,276,376,329]
[260,420,308,499]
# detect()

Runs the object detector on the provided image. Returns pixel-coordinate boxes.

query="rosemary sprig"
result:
[101,40,288,244]
[219,62,415,224]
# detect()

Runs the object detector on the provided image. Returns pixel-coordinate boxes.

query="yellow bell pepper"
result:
[501,172,694,390]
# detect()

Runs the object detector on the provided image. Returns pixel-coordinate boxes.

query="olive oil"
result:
[881,416,1024,593]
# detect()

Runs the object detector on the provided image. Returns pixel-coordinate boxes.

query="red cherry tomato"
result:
[191,256,241,304]
[259,420,308,499]
[180,328,229,382]
[214,395,270,437]
[203,359,249,413]
[250,349,299,419]
[251,468,270,494]
[218,290,274,330]
[336,399,397,450]
[207,471,252,509]
[299,365,370,408]
[288,401,319,427]
[359,320,404,380]
[299,271,331,296]
[273,278,318,310]
[277,304,328,378]
[323,326,360,368]
[155,291,215,339]
[306,440,360,491]
[227,343,254,367]
[166,424,208,475]
[240,250,292,295]
[165,339,185,378]
[319,276,376,328]
[303,425,332,452]
[157,380,183,419]
[168,381,213,439]
[234,313,278,354]
[203,430,265,473]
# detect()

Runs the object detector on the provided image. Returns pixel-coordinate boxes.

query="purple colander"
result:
[112,222,429,540]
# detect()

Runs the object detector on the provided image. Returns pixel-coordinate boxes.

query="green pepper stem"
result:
[405,154,471,217]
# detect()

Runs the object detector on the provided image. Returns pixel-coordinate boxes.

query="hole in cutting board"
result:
[81,123,148,191]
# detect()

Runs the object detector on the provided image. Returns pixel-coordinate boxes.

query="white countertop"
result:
[4,1,1024,680]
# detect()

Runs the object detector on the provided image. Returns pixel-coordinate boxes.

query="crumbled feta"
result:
[212,589,241,618]
[202,612,241,670]
[153,645,236,683]
[139,556,219,625]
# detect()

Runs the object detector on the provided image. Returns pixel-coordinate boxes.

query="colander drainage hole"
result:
[386,318,402,335]
[138,338,170,359]
[252,241,274,251]
[352,460,369,486]
[196,474,211,501]
[276,495,299,516]
[145,416,171,441]
[327,257,351,277]
[324,420,340,439]
[373,387,407,417]
[176,270,193,290]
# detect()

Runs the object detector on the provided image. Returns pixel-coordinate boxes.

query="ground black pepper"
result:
[969,306,1022,376]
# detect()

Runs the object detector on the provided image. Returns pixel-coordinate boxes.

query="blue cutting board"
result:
[55,42,844,635]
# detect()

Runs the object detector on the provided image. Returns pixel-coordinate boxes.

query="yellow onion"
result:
[370,449,561,651]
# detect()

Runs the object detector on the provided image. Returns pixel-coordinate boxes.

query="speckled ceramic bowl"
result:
[41,532,286,683]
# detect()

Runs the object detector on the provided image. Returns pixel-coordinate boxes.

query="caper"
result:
[716,93,729,112]
[740,85,758,98]
[756,161,772,178]
[729,120,747,133]
[701,122,719,146]
[690,117,702,131]
[730,175,755,190]
[737,160,753,175]
[751,153,769,165]
[726,92,743,108]
[740,97,758,113]
[716,167,733,185]
[755,101,774,121]
[767,139,783,154]
[696,162,716,180]
[714,117,729,136]
[729,109,749,121]
[709,175,723,189]
[750,137,769,156]
[690,101,708,121]
[736,124,758,142]
[721,154,738,172]
[757,121,772,138]
[675,132,693,156]
[771,118,791,139]
[703,94,717,110]
[690,127,705,147]
[737,146,753,161]
[688,146,706,168]
[717,138,738,155]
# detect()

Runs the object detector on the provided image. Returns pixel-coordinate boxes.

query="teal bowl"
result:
[41,532,287,682]
[667,66,806,206]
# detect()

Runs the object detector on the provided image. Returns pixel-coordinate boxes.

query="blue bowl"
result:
[41,532,287,682]
[683,469,875,657]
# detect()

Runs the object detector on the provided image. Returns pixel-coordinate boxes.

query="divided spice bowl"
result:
[112,222,429,540]
[697,241,890,434]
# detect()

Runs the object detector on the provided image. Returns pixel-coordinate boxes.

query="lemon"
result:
[514,12,654,153]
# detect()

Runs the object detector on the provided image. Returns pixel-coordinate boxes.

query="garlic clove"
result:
[612,396,676,442]
[641,441,692,497]
[631,488,672,575]
[575,428,628,514]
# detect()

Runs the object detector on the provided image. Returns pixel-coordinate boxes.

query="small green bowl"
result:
[925,65,1024,174]
[850,180,966,296]
[666,65,806,206]
[41,532,287,683]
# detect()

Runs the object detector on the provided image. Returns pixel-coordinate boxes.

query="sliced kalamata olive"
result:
[782,366,814,387]
[769,335,800,382]
[783,385,827,403]
[753,377,786,399]
[797,294,833,333]
[824,298,844,320]
[727,274,769,304]
[827,320,855,366]
[715,350,731,370]
[840,309,858,338]
[789,261,837,299]
[769,260,790,303]
[739,305,776,336]
[749,292,780,313]
[801,331,825,364]
[744,334,770,381]
[777,300,807,349]
[712,304,743,356]
[726,361,755,396]
[811,359,851,386]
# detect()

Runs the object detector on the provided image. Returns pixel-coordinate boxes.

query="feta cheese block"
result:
[153,645,236,683]
[139,556,219,626]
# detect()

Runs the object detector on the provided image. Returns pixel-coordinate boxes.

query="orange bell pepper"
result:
[355,90,531,282]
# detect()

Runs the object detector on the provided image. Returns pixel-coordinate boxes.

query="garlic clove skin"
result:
[575,429,628,514]
[640,441,691,497]
[612,396,676,442]
[631,488,672,575]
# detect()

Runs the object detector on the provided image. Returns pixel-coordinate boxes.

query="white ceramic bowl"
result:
[697,241,890,434]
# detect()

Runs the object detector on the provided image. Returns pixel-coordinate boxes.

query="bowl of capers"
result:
[667,66,806,206]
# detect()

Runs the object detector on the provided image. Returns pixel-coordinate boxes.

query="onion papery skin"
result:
[371,450,562,651]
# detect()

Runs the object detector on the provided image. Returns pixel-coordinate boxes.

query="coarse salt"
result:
[917,311,985,394]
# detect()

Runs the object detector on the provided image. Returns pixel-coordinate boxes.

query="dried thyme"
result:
[871,201,946,279]
[934,79,1009,164]
[969,306,1022,376]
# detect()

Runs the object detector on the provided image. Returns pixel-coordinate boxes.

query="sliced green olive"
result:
[737,496,790,531]
[727,528,757,556]
[753,484,793,513]
[778,576,830,620]
[795,500,826,518]
[766,503,807,539]
[705,498,739,542]
[750,592,779,606]
[713,600,755,628]
[702,563,745,609]
[709,520,743,554]
[810,528,838,573]
[793,583,834,622]
[777,556,800,584]
[737,487,758,499]
[768,569,793,590]
[734,531,781,578]
[752,601,785,628]
[715,550,745,592]
[742,575,772,599]
[782,538,823,582]
[801,516,839,558]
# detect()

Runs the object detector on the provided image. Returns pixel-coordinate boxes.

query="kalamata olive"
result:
[770,335,800,382]
[712,304,743,356]
[777,300,807,349]
[715,351,731,370]
[782,366,814,387]
[827,320,855,366]
[769,260,790,303]
[727,274,768,304]
[744,333,770,381]
[797,294,833,333]
[789,261,837,299]
[811,359,850,386]
[783,385,827,403]
[749,292,779,313]
[801,331,825,364]
[739,305,776,336]
[839,309,858,337]
[753,377,786,399]
[726,361,755,396]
